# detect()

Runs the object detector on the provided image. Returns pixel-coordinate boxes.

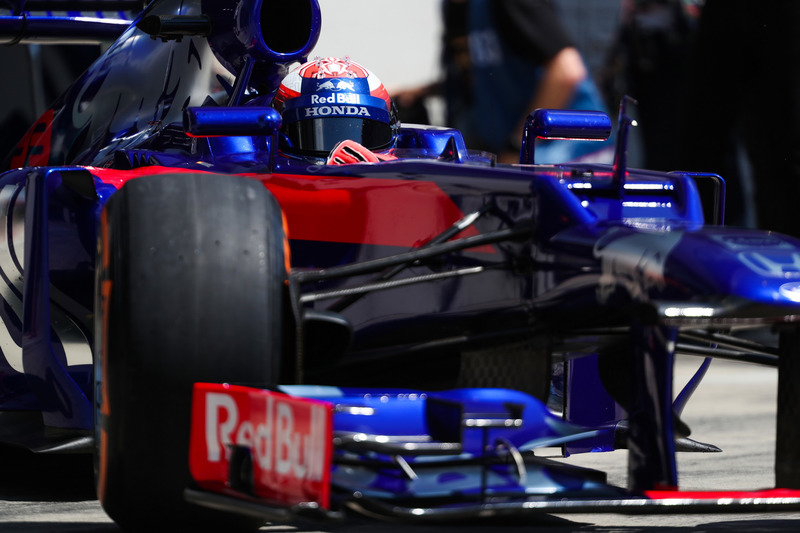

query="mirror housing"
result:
[183,106,282,137]
[520,109,611,165]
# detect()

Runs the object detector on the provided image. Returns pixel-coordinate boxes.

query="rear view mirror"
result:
[183,106,282,137]
[520,109,611,164]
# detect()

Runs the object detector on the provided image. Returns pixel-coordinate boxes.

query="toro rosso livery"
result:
[3,0,800,531]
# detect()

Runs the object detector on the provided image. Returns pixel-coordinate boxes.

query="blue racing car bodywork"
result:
[2,0,800,531]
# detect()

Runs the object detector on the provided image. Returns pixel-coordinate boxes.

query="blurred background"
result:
[315,0,446,94]
[315,0,622,137]
[315,0,621,97]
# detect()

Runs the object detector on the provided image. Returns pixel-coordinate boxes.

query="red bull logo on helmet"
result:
[274,57,392,115]
[310,93,361,105]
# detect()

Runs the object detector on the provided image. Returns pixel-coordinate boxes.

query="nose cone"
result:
[660,228,800,316]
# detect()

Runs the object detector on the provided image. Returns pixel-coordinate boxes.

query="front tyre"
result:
[95,173,287,532]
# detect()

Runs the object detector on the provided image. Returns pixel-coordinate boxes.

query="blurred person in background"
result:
[601,0,701,171]
[395,0,611,164]
[677,1,800,233]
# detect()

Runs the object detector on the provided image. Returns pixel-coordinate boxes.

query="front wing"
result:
[185,383,800,522]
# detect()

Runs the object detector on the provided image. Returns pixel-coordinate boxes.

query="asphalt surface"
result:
[1,356,799,532]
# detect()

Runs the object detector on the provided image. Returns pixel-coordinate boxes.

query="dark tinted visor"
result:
[283,117,394,156]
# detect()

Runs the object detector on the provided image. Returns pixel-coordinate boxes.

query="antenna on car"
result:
[612,96,638,198]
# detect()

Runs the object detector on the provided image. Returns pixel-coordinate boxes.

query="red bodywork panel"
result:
[89,166,486,249]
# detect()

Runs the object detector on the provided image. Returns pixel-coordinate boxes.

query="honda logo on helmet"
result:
[304,105,371,118]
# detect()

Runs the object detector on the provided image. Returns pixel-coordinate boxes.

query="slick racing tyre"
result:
[95,173,287,532]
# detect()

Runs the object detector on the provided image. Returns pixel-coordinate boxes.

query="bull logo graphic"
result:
[316,80,356,92]
[335,80,355,91]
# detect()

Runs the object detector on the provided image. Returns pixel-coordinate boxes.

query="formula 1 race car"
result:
[3,0,800,531]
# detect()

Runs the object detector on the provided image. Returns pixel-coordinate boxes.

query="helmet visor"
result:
[283,117,394,156]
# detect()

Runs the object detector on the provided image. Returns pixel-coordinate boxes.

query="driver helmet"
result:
[272,57,399,158]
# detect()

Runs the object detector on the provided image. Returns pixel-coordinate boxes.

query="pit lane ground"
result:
[1,354,799,532]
